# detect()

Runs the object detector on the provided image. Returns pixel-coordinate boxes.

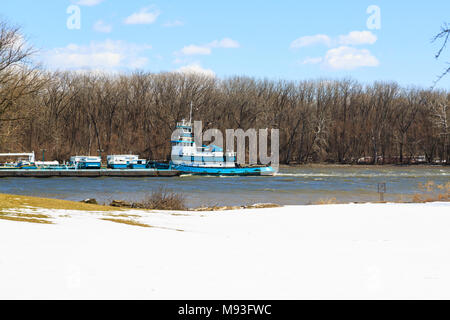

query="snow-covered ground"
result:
[1,202,450,299]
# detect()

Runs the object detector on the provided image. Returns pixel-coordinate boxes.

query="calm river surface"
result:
[0,166,448,208]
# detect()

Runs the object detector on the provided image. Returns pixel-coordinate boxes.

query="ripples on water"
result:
[0,166,448,207]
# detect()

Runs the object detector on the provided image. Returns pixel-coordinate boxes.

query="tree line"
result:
[0,21,449,165]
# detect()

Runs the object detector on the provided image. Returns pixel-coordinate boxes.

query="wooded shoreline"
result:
[1,21,449,166]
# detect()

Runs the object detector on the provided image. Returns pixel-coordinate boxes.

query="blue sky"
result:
[1,0,449,88]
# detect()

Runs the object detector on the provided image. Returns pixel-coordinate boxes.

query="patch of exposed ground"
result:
[193,203,282,211]
[0,210,53,224]
[0,193,122,212]
[101,217,184,232]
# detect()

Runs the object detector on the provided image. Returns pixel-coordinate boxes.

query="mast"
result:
[189,101,193,124]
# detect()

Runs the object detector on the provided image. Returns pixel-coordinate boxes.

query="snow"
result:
[1,202,450,299]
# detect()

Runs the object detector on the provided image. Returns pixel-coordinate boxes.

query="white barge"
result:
[107,155,147,169]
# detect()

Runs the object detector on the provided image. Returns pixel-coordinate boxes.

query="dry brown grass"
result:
[107,213,142,218]
[245,203,281,209]
[101,217,184,232]
[313,197,338,205]
[133,187,186,211]
[0,193,120,212]
[0,192,122,225]
[13,212,52,219]
[194,206,242,211]
[193,203,281,211]
[101,218,153,228]
[0,211,53,224]
[0,215,53,224]
[412,181,450,203]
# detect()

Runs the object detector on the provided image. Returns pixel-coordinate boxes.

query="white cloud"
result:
[124,7,160,25]
[173,57,187,65]
[75,0,104,6]
[293,30,379,70]
[338,31,377,46]
[209,38,240,49]
[322,46,379,70]
[43,40,151,71]
[177,38,240,56]
[93,20,112,33]
[302,57,323,65]
[163,20,184,27]
[291,30,377,48]
[301,47,379,70]
[180,45,212,56]
[177,63,215,77]
[290,34,332,48]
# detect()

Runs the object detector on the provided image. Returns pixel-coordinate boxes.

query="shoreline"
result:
[1,192,449,214]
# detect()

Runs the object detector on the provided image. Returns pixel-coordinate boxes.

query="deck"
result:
[0,169,181,178]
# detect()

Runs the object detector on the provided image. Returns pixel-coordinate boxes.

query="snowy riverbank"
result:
[1,201,450,299]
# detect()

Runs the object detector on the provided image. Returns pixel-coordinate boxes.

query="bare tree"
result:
[433,22,450,84]
[0,21,46,150]
[430,94,449,163]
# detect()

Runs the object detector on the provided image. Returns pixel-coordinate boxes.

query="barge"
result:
[0,152,180,177]
[70,156,102,169]
[107,155,148,169]
[0,168,180,178]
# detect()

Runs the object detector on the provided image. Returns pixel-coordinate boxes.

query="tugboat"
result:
[165,119,275,176]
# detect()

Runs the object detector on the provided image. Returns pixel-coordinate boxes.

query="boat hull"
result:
[172,164,275,176]
[79,162,101,169]
[129,164,147,169]
[0,169,180,178]
[108,164,128,169]
[17,166,38,170]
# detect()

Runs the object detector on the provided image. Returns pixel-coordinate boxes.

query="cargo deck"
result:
[0,169,180,178]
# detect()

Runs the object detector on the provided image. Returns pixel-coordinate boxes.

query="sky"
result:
[1,0,449,88]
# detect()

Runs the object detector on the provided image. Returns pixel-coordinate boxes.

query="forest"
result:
[0,21,449,165]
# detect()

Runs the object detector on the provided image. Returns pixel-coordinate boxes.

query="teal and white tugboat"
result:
[167,119,275,176]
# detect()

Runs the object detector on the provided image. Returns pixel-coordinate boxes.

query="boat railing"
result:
[193,146,236,156]
[176,119,192,128]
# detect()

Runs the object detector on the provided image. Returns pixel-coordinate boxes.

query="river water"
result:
[0,165,448,208]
